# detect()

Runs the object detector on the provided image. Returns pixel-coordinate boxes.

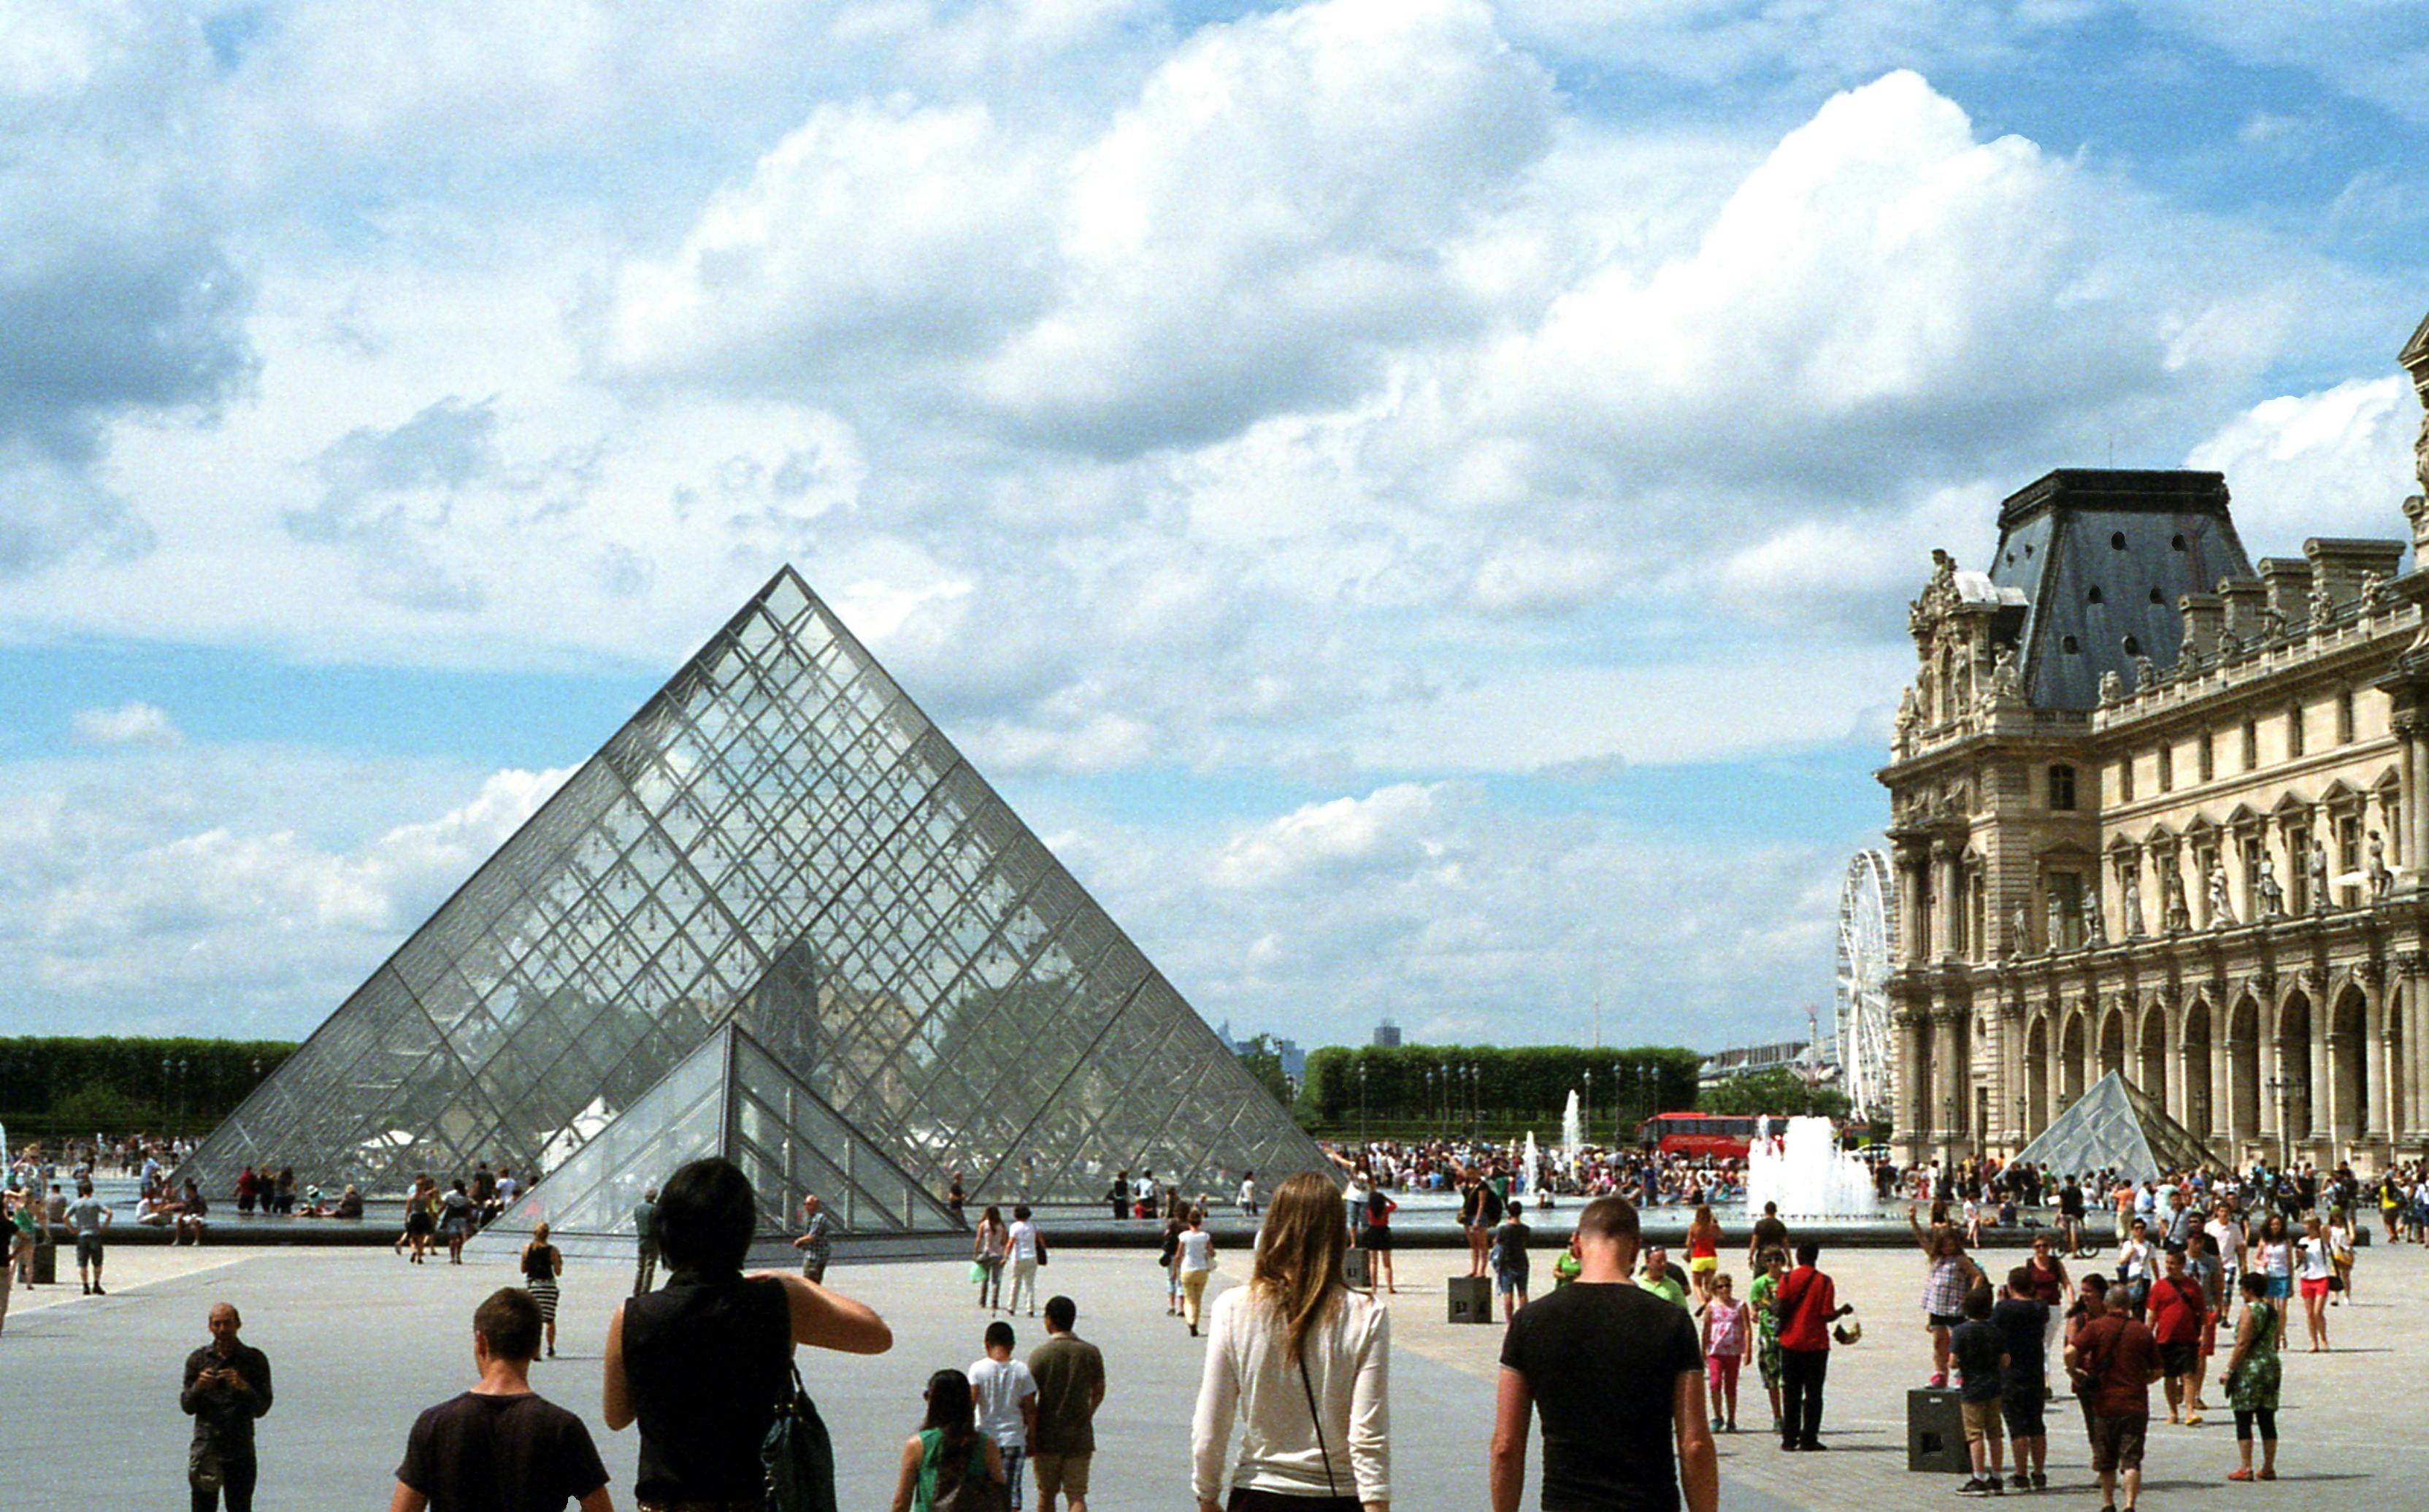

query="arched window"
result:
[2111,532,2127,550]
[2088,585,2105,605]
[2061,634,2081,654]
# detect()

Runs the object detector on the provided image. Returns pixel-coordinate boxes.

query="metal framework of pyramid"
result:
[2011,1072,2223,1183]
[181,567,1331,1219]
[473,1023,963,1257]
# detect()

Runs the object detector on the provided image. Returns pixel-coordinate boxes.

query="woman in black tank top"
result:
[604,1158,895,1505]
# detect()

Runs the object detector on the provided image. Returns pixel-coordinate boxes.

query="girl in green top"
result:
[890,1367,1005,1512]
[2221,1271,2281,1483]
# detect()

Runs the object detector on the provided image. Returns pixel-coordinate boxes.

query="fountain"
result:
[1744,1115,1879,1222]
[1560,1089,1584,1167]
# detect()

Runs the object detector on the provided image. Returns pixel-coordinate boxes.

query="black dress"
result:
[623,1268,791,1503]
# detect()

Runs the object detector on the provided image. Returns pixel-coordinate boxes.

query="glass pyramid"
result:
[472,1023,963,1256]
[2011,1071,2223,1183]
[180,566,1331,1208]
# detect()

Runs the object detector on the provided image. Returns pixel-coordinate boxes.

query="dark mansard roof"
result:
[1987,469,2254,711]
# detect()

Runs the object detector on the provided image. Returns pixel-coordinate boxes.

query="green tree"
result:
[1232,1034,1294,1107]
[1698,1067,1851,1119]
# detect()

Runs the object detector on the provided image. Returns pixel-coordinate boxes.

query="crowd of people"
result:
[12,1118,2425,1511]
[1329,1136,1751,1208]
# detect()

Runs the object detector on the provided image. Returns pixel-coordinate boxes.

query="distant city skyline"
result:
[3,2,2425,1050]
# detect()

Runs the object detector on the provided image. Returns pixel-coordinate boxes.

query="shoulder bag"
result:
[930,1435,1008,1512]
[762,1362,839,1512]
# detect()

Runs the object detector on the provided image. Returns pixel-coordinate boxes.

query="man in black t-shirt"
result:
[1990,1267,2050,1491]
[394,1288,610,1512]
[1746,1202,1789,1271]
[1491,1194,1717,1512]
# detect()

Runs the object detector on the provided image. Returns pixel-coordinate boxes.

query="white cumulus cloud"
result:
[70,701,183,748]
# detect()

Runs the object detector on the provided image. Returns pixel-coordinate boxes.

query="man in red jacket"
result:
[1772,1240,1854,1452]
[2143,1249,2208,1426]
[2066,1274,2163,1512]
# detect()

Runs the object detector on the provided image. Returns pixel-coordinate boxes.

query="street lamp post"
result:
[1470,1062,1482,1142]
[1357,1062,1369,1151]
[2266,1075,2301,1171]
[1582,1067,1593,1151]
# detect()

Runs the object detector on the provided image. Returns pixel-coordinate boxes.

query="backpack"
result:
[762,1362,839,1512]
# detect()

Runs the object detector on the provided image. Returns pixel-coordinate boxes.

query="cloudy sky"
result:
[4,0,2427,1054]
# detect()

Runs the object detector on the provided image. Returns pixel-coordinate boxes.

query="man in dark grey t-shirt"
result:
[394,1288,609,1512]
[64,1179,110,1294]
[1491,1195,1717,1512]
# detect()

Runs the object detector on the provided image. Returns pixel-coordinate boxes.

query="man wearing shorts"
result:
[1947,1288,2007,1496]
[1492,1208,1532,1320]
[1028,1295,1104,1512]
[64,1179,110,1296]
[2067,1275,2162,1512]
[1992,1267,2049,1492]
[2144,1248,2207,1426]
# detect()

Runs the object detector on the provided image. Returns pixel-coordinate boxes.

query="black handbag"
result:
[188,1447,223,1496]
[761,1362,838,1512]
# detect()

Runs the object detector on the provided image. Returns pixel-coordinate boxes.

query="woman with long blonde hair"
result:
[1191,1172,1389,1512]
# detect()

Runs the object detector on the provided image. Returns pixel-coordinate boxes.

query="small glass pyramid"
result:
[2011,1071,2224,1183]
[181,567,1330,1215]
[473,1022,963,1255]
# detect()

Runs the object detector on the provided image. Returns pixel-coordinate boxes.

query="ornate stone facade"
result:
[1879,310,2429,1173]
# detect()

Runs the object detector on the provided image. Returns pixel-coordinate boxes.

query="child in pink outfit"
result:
[1702,1272,1751,1432]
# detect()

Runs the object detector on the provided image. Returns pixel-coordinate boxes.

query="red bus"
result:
[1635,1113,1760,1160]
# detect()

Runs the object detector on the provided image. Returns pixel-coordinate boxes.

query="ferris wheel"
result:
[1835,848,1899,1123]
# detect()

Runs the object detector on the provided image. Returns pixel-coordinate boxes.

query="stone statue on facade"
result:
[2255,857,2284,919]
[2046,894,2066,953]
[2370,830,2394,897]
[2310,839,2332,913]
[1989,645,2022,702]
[2217,629,2242,659]
[2362,569,2386,606]
[2084,883,2106,945]
[2008,902,2029,958]
[2207,859,2233,929]
[2132,654,2157,694]
[2163,865,2190,933]
[2123,875,2146,937]
[2309,580,2335,627]
[2099,669,2124,705]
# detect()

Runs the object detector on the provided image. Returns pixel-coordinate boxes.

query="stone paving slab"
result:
[6,1231,2418,1510]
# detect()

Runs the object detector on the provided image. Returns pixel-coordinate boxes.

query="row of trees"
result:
[1294,1043,1705,1135]
[0,1037,296,1139]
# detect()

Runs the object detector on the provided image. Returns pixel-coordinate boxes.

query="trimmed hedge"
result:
[0,1036,294,1138]
[1298,1043,1703,1134]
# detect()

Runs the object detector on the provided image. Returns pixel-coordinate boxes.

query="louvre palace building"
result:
[1881,310,2429,1173]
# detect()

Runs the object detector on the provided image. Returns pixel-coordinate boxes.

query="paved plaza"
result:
[6,1232,2421,1509]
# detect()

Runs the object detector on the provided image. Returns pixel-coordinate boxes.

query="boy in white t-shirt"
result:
[971,1320,1038,1508]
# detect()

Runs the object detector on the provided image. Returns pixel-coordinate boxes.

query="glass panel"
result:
[183,567,1330,1212]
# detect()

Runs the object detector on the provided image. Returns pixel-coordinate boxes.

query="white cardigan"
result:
[1191,1283,1390,1505]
